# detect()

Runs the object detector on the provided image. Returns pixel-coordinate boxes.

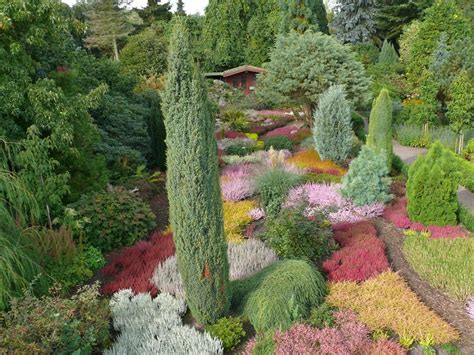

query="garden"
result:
[1,0,473,354]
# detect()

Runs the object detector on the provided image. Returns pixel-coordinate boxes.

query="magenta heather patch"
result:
[263,125,299,139]
[221,163,256,178]
[384,198,469,238]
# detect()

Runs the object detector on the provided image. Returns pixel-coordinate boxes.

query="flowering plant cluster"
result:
[323,222,390,282]
[287,149,346,175]
[384,198,470,238]
[285,183,385,224]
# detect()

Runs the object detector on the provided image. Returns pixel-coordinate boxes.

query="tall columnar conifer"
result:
[162,19,230,324]
[312,85,353,163]
[367,88,393,168]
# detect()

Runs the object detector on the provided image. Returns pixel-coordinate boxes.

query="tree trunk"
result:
[112,36,120,62]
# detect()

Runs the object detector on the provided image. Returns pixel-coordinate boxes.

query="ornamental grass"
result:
[223,200,257,242]
[287,149,346,175]
[403,231,474,302]
[327,271,459,345]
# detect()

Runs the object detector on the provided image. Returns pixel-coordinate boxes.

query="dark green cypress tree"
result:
[367,88,393,168]
[280,0,328,34]
[162,18,230,324]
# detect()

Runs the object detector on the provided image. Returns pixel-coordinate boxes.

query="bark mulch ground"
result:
[374,218,474,354]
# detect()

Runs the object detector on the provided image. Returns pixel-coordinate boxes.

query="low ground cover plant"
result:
[232,260,326,331]
[287,149,346,175]
[74,190,156,252]
[264,136,294,151]
[327,271,459,345]
[106,290,222,354]
[223,200,257,242]
[323,221,390,282]
[403,231,474,302]
[0,283,110,354]
[244,310,406,354]
[285,183,385,224]
[100,232,175,295]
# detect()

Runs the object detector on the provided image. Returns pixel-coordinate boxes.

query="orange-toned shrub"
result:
[327,271,459,345]
[287,149,346,176]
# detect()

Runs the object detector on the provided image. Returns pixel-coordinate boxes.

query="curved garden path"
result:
[393,140,474,212]
[374,219,474,354]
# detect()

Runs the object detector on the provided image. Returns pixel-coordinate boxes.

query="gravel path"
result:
[375,219,474,354]
[393,141,474,213]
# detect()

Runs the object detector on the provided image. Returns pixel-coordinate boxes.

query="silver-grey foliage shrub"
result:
[106,290,223,355]
[152,239,278,299]
[313,85,353,163]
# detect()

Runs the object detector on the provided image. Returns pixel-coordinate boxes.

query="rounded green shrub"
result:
[407,142,459,226]
[264,136,293,151]
[255,169,301,218]
[341,145,393,206]
[75,191,156,252]
[261,207,333,265]
[231,260,327,331]
[205,317,246,351]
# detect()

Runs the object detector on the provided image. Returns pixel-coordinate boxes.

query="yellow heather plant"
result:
[223,200,257,243]
[327,271,459,345]
[287,149,346,175]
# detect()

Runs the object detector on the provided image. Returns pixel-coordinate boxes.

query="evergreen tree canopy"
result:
[85,0,140,61]
[447,70,474,135]
[257,31,371,119]
[332,0,377,43]
[280,0,329,34]
[375,0,433,43]
[400,0,471,86]
[163,18,230,324]
[202,0,250,71]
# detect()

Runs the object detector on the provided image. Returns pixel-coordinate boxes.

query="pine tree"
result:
[85,0,137,61]
[332,0,377,43]
[280,0,329,34]
[375,0,433,42]
[176,0,186,16]
[312,85,353,163]
[367,88,393,168]
[407,142,459,226]
[378,39,399,65]
[341,145,392,206]
[162,18,230,324]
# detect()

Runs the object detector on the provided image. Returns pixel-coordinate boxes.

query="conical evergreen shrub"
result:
[367,88,393,168]
[162,18,230,324]
[407,142,459,226]
[312,85,353,163]
[340,145,392,206]
[378,39,399,65]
